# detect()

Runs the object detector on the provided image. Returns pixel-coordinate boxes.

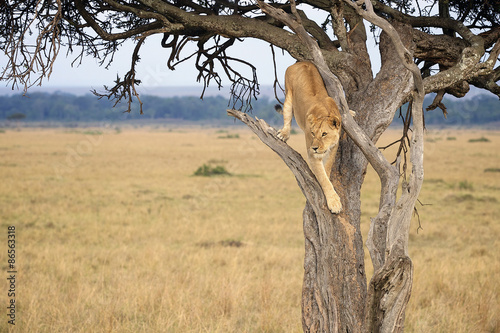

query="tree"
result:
[6,112,26,121]
[1,1,499,331]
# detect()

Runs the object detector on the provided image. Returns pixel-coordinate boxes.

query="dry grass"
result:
[0,126,498,332]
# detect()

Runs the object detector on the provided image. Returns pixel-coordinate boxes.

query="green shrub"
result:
[468,137,490,143]
[83,130,103,135]
[458,180,474,191]
[217,133,240,139]
[193,164,231,177]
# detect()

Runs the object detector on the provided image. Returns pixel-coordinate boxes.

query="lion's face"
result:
[307,114,341,159]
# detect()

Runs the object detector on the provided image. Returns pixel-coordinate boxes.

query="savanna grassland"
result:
[0,124,499,332]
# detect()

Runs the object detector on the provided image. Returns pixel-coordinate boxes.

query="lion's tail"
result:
[274,104,283,114]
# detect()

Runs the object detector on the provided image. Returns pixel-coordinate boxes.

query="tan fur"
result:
[276,61,343,213]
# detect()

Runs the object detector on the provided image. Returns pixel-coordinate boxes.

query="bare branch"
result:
[330,0,350,52]
[345,0,424,95]
[379,104,413,167]
[73,0,164,41]
[92,37,145,114]
[1,0,63,91]
[270,44,285,105]
[426,89,448,117]
[469,38,500,98]
[339,1,426,331]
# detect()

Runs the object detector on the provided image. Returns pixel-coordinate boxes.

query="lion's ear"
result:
[332,116,341,128]
[307,113,318,124]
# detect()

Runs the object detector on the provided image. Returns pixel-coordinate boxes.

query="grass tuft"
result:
[444,193,475,203]
[198,239,245,248]
[458,180,474,190]
[193,163,232,176]
[444,193,497,203]
[468,137,490,143]
[82,130,103,135]
[218,133,240,139]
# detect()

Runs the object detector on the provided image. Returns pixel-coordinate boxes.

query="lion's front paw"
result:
[277,129,290,142]
[327,194,342,214]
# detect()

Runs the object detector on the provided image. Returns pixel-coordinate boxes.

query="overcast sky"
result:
[42,34,296,87]
[0,7,382,96]
[0,33,299,98]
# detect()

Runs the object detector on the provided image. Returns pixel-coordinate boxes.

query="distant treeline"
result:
[421,94,500,126]
[0,91,498,126]
[0,92,279,123]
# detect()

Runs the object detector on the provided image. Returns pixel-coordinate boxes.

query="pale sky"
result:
[0,33,302,97]
[43,34,297,88]
[1,8,381,96]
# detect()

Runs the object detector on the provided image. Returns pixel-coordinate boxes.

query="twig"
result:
[270,44,285,105]
[413,206,423,234]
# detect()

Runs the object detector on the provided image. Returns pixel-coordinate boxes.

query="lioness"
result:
[275,61,343,213]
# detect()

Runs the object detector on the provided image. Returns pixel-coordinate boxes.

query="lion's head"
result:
[307,112,341,159]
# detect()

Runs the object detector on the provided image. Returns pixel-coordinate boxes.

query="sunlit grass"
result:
[0,126,498,332]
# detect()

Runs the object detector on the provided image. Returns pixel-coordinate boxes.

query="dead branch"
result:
[341,1,426,331]
[92,38,145,114]
[270,44,285,105]
[161,33,260,111]
[379,104,413,173]
[426,89,448,117]
[1,0,63,92]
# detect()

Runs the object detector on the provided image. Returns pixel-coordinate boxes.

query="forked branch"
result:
[92,38,145,114]
[162,33,260,111]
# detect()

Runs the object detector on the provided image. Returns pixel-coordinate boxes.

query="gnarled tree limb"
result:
[344,1,425,332]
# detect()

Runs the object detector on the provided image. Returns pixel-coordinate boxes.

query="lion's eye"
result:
[322,132,327,137]
[311,132,315,137]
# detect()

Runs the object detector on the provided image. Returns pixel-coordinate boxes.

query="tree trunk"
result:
[301,140,367,332]
[226,111,368,332]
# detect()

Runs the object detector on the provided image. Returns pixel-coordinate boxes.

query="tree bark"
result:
[226,110,367,332]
